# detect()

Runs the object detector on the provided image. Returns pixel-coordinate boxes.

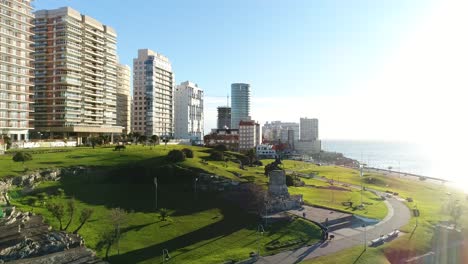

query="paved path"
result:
[256,192,411,263]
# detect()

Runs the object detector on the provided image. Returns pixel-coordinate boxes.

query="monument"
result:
[267,170,302,213]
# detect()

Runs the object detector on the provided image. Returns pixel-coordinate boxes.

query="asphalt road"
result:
[256,191,411,264]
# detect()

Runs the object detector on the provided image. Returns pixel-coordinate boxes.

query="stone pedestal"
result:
[267,170,302,213]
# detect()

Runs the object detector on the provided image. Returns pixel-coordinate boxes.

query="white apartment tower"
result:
[0,0,34,141]
[132,49,174,137]
[300,118,318,141]
[116,64,131,134]
[174,81,203,142]
[33,7,121,142]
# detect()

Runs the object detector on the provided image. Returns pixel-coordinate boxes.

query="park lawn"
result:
[8,154,322,264]
[0,145,271,184]
[289,186,388,220]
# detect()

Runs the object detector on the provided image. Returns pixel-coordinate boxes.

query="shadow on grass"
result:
[39,161,64,165]
[352,248,367,264]
[108,207,256,264]
[409,224,418,240]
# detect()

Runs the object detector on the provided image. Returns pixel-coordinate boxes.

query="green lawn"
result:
[5,145,322,263]
[289,186,387,220]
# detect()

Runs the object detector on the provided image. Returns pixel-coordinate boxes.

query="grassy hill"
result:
[3,145,321,263]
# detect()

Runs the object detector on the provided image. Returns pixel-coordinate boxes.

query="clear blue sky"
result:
[35,0,449,141]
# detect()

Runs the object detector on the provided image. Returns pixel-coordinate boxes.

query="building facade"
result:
[239,120,259,152]
[116,64,131,134]
[300,118,318,141]
[230,83,250,129]
[262,121,300,143]
[0,0,34,141]
[132,49,174,137]
[174,81,203,142]
[33,7,121,143]
[204,128,239,151]
[217,106,231,129]
[256,144,276,159]
[295,117,321,155]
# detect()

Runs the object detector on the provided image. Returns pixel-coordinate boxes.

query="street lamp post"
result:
[154,177,158,211]
[360,164,364,206]
[257,224,265,257]
[362,224,367,251]
[194,177,198,200]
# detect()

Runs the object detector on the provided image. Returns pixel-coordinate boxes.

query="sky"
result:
[34,0,468,144]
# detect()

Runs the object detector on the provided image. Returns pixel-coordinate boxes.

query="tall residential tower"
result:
[174,81,203,142]
[116,64,131,134]
[230,83,250,129]
[132,49,174,137]
[33,7,121,142]
[0,0,34,141]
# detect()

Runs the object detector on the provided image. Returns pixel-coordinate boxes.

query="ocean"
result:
[321,140,461,184]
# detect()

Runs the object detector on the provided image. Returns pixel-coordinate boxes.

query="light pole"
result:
[154,177,158,211]
[360,164,364,206]
[257,224,265,257]
[362,223,367,251]
[194,177,198,200]
[162,249,170,263]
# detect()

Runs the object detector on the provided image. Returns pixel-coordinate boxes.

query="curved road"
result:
[256,190,411,263]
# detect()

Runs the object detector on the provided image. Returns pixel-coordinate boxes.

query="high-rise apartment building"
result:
[0,0,34,141]
[300,118,318,141]
[33,7,121,142]
[262,121,299,143]
[174,81,203,142]
[116,64,131,134]
[217,106,231,129]
[230,83,250,129]
[132,49,174,137]
[239,120,260,151]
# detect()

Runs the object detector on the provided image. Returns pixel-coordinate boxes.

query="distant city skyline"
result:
[33,0,468,144]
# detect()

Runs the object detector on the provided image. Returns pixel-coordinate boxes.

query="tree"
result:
[98,228,117,260]
[210,150,224,161]
[12,152,32,169]
[73,208,94,234]
[1,134,12,150]
[138,135,147,145]
[229,183,266,216]
[214,144,228,152]
[167,149,186,162]
[46,202,65,230]
[132,132,141,144]
[159,208,169,221]
[246,148,256,166]
[109,208,127,255]
[64,198,76,231]
[181,148,194,158]
[150,135,159,146]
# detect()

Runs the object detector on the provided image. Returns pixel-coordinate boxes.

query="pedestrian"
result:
[303,212,306,218]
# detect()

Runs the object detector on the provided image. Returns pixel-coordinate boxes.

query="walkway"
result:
[256,193,411,263]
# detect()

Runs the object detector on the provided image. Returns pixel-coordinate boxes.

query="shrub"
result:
[210,151,224,161]
[214,144,228,152]
[167,149,186,162]
[181,148,194,158]
[12,152,32,165]
[286,175,294,186]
